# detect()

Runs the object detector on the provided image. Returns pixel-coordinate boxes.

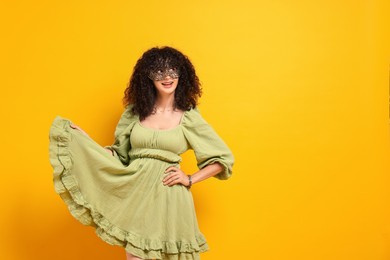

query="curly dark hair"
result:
[123,46,202,120]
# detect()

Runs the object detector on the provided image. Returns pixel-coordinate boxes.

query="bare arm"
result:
[163,163,223,187]
[190,163,223,185]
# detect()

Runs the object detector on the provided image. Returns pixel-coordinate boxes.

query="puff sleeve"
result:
[105,105,138,166]
[181,108,234,180]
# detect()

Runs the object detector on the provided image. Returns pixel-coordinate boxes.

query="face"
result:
[149,68,180,96]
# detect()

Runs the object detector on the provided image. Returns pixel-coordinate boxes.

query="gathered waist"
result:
[129,148,182,164]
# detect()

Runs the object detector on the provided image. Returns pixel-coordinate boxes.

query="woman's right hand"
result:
[70,124,89,137]
[104,148,114,156]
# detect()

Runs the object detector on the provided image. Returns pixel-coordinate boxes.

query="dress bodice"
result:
[130,122,189,155]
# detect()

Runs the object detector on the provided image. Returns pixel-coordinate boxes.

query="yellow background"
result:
[1,0,389,259]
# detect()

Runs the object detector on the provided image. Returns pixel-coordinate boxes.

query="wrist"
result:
[187,175,192,189]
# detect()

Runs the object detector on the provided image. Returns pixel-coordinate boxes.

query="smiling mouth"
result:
[161,81,174,86]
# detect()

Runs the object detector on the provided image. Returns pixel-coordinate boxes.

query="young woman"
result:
[49,46,234,260]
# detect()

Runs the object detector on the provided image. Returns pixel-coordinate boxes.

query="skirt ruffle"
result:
[49,117,208,260]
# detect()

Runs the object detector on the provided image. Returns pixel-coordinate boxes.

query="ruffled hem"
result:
[49,116,208,260]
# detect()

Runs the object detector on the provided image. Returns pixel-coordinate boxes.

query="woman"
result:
[49,46,234,260]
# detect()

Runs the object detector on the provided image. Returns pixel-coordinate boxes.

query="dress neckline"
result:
[137,110,187,131]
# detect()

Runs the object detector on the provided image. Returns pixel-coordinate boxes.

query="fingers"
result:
[104,148,114,156]
[70,124,89,136]
[163,167,186,187]
[165,166,177,173]
[70,124,82,131]
[163,175,181,186]
[163,171,179,186]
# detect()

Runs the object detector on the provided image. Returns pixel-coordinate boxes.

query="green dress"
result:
[49,105,234,260]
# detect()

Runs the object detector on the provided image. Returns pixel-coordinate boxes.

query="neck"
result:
[155,94,175,110]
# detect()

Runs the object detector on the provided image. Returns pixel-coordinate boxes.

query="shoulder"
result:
[181,107,210,129]
[116,104,139,124]
[114,104,139,136]
[121,104,136,118]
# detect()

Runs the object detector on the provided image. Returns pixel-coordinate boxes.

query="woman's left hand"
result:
[163,166,190,187]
